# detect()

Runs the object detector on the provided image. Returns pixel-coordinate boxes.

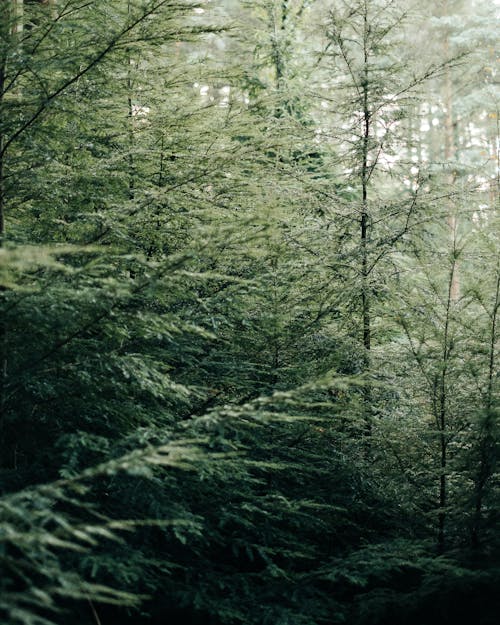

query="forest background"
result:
[0,1,499,624]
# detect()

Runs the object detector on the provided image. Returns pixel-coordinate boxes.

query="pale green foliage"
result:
[0,1,499,625]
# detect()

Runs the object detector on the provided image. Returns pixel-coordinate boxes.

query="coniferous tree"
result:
[0,1,499,624]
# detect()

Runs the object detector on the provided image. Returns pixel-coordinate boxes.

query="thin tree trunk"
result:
[361,1,372,445]
[45,0,57,20]
[0,0,23,459]
[269,255,281,386]
[0,0,10,237]
[471,265,500,547]
[127,1,135,200]
[436,257,456,552]
[0,64,5,241]
[270,0,289,117]
[12,0,22,33]
[437,384,447,552]
[0,0,10,455]
[443,3,460,301]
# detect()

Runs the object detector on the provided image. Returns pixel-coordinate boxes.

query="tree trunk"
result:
[0,0,10,454]
[361,2,372,445]
[0,61,5,241]
[436,257,456,552]
[12,0,22,33]
[443,3,460,302]
[127,0,135,200]
[471,268,500,547]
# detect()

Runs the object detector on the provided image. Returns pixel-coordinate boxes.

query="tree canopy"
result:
[0,1,499,624]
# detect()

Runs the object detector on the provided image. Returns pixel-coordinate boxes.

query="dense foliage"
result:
[0,1,498,624]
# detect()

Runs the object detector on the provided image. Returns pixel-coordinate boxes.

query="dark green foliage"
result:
[0,1,498,624]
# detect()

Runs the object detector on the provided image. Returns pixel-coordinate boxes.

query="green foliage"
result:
[0,1,498,625]
[0,440,205,625]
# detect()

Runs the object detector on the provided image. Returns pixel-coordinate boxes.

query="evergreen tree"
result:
[0,1,499,624]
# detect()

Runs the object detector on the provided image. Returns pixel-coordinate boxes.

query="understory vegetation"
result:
[0,1,499,624]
